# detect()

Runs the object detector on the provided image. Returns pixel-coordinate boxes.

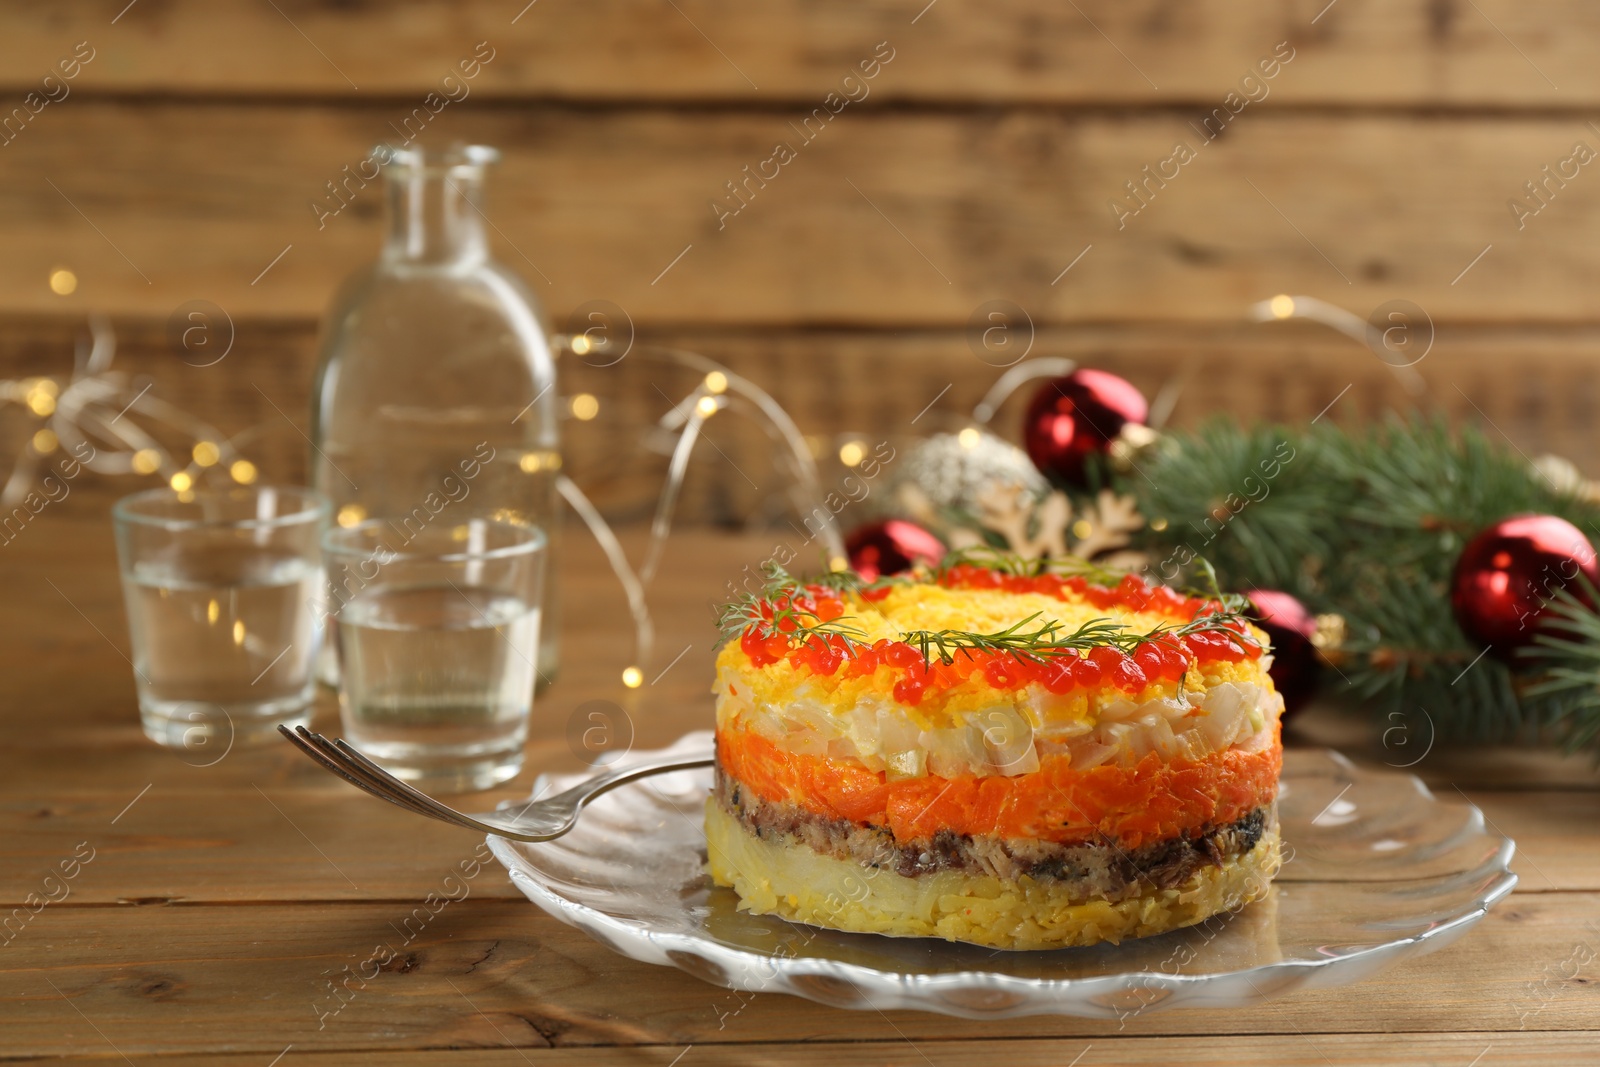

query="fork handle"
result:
[519,748,715,821]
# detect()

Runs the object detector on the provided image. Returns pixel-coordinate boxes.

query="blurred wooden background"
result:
[4,0,1600,523]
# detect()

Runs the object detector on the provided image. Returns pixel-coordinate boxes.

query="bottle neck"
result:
[381,167,488,267]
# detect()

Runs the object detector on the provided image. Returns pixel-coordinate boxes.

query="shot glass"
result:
[323,518,547,792]
[113,485,328,750]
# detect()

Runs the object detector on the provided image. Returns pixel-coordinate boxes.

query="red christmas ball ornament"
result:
[1451,514,1599,655]
[846,520,944,582]
[1022,369,1149,486]
[1247,589,1320,719]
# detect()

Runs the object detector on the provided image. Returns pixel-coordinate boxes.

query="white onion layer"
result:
[715,670,1283,781]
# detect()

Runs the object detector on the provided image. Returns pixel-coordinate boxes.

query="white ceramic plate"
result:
[489,731,1516,1019]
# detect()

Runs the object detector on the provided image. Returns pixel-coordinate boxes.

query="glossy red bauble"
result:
[1247,589,1320,719]
[845,520,945,582]
[1450,514,1599,655]
[1022,369,1148,486]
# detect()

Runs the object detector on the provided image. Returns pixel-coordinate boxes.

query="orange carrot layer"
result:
[717,725,1282,850]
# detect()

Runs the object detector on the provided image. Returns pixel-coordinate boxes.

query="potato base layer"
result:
[705,800,1282,950]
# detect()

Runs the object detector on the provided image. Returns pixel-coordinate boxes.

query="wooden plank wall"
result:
[3,0,1599,522]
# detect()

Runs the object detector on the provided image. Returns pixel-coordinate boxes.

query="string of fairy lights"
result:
[6,298,1400,697]
[2,317,257,509]
[2,321,839,698]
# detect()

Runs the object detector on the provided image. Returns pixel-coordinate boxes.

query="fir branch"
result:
[1118,413,1600,753]
[1520,582,1600,755]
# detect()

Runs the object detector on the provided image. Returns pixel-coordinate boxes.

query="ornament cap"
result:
[1310,613,1347,658]
[1108,422,1161,472]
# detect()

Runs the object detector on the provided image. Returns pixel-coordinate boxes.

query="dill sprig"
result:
[903,613,1132,666]
[1184,557,1252,617]
[714,562,870,646]
[900,606,1259,667]
[715,552,1259,667]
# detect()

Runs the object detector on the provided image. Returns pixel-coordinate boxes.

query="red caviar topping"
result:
[1084,585,1120,610]
[932,565,1214,623]
[744,627,1249,698]
[884,642,923,669]
[736,565,1260,699]
[740,627,780,667]
[1109,656,1148,691]
[982,657,1021,689]
[891,676,926,705]
[1088,646,1124,671]
[1071,654,1104,688]
[1029,655,1079,694]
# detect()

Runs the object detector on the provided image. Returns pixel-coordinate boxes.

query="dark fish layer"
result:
[715,765,1269,904]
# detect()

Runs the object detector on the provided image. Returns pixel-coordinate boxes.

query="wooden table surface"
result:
[4,510,1599,1066]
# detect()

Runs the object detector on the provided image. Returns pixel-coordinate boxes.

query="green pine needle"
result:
[1120,414,1600,756]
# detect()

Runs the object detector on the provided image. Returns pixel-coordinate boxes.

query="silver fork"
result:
[278,725,713,842]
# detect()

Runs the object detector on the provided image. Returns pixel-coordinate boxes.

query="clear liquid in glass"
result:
[123,548,323,747]
[335,583,539,790]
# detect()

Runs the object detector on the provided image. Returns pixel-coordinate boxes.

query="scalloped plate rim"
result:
[487,741,1519,1018]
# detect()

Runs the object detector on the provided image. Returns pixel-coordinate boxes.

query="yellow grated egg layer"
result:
[713,581,1273,731]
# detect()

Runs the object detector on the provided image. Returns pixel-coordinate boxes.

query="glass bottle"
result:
[310,144,561,684]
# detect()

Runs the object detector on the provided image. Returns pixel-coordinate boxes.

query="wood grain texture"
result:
[4,894,1599,1057]
[9,1034,1600,1067]
[0,0,1595,106]
[0,105,1595,322]
[7,318,1600,529]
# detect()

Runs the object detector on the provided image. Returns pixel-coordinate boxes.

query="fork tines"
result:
[277,725,486,833]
